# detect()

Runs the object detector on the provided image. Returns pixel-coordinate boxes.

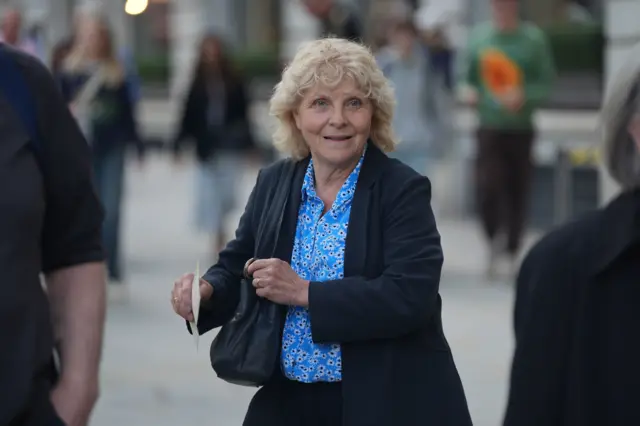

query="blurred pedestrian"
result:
[503,45,640,426]
[73,3,142,106]
[51,36,74,75]
[377,20,447,177]
[0,43,106,426]
[415,0,459,93]
[57,12,144,298]
[171,37,472,426]
[462,0,555,278]
[0,7,39,59]
[172,33,256,260]
[302,0,362,41]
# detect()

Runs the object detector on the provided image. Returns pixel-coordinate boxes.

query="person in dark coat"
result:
[0,44,106,426]
[170,37,472,426]
[172,33,256,260]
[503,45,640,426]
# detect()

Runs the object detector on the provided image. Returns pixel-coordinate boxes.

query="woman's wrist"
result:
[294,279,310,308]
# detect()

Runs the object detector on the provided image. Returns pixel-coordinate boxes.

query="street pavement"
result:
[88,153,538,426]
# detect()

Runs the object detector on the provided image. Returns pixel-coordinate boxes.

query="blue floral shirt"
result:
[280,154,364,383]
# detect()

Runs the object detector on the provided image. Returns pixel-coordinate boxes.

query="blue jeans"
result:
[92,144,125,281]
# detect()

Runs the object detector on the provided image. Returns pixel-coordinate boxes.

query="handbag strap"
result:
[72,66,106,109]
[255,160,297,258]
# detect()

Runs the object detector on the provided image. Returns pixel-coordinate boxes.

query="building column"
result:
[45,0,74,61]
[280,0,319,61]
[168,0,238,97]
[168,0,205,97]
[103,0,133,53]
[601,0,640,204]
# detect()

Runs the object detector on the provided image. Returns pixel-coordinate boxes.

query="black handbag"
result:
[209,161,296,387]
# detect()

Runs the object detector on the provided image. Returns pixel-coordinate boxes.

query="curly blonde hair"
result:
[269,37,398,160]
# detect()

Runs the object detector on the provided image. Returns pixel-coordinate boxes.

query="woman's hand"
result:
[171,273,213,321]
[247,259,310,307]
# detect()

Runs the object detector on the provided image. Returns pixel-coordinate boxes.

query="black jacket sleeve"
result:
[308,175,443,343]
[188,170,262,335]
[17,50,105,272]
[172,79,199,156]
[503,227,577,426]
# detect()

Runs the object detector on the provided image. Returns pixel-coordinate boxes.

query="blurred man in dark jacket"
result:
[303,0,362,41]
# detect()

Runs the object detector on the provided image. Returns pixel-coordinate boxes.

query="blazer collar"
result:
[356,141,388,189]
[278,140,388,258]
[592,188,640,274]
[288,141,388,277]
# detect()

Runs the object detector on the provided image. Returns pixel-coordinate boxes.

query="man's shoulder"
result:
[0,43,53,96]
[523,209,601,273]
[0,42,47,74]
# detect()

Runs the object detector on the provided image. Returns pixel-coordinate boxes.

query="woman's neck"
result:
[313,159,358,211]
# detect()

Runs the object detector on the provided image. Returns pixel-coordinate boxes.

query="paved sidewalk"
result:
[90,154,524,426]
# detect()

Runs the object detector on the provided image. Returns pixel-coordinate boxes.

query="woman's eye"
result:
[312,99,329,107]
[347,99,362,108]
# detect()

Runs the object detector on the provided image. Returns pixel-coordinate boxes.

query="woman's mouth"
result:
[323,135,353,141]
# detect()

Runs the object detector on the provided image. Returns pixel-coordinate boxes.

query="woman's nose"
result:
[329,105,347,127]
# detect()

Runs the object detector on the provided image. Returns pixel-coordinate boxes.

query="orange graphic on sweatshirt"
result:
[479,48,522,96]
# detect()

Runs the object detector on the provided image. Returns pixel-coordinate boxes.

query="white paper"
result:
[190,261,200,350]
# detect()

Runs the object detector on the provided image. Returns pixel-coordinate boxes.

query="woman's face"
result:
[293,78,372,170]
[78,18,106,57]
[389,27,416,58]
[202,39,221,65]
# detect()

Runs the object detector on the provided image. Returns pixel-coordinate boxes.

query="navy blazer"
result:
[196,143,472,426]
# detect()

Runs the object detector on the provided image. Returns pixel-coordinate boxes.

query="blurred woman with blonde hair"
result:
[57,12,144,295]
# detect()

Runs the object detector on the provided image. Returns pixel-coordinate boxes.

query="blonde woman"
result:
[57,14,143,289]
[170,38,471,426]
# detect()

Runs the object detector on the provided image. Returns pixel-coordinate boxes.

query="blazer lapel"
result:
[272,157,309,321]
[344,143,387,278]
[273,157,309,263]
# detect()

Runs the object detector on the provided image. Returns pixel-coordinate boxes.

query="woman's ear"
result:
[292,109,302,131]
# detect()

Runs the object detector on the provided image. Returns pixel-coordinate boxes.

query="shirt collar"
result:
[301,148,366,209]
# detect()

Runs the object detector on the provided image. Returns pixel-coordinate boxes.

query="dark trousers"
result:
[475,127,535,254]
[243,379,342,426]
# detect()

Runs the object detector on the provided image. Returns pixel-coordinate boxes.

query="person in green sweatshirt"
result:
[463,0,555,278]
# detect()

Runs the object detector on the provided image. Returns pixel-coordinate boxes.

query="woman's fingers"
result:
[171,273,195,320]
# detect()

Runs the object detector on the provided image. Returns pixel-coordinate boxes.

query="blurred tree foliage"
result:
[232,46,282,80]
[136,46,282,84]
[541,22,604,75]
[136,54,170,83]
